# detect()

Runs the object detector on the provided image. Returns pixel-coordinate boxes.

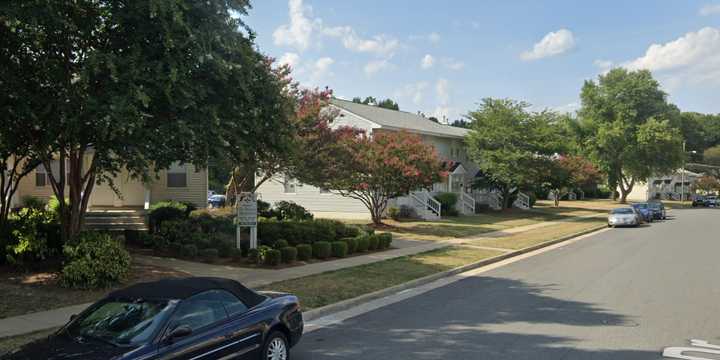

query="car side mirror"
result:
[167,325,192,342]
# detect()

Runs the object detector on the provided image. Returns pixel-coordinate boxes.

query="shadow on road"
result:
[295,277,656,359]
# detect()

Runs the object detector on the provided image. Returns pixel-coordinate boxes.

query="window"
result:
[283,177,296,194]
[167,162,187,188]
[167,291,229,333]
[35,165,46,187]
[210,290,249,317]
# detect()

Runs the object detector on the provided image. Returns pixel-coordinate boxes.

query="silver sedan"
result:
[608,207,640,227]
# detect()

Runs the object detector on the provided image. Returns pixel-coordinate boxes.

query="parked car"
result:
[630,203,654,223]
[608,207,641,227]
[706,196,718,207]
[647,201,667,220]
[692,196,706,207]
[208,194,227,208]
[1,277,303,360]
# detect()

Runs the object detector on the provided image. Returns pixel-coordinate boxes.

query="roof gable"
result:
[330,98,469,139]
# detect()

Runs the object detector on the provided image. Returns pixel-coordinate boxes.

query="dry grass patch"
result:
[0,262,188,319]
[260,246,502,310]
[0,328,57,353]
[466,219,606,250]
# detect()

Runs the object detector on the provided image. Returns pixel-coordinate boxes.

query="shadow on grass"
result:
[294,277,652,360]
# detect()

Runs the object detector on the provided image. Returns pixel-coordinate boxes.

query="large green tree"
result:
[576,68,683,203]
[352,96,400,110]
[466,98,564,209]
[2,0,291,240]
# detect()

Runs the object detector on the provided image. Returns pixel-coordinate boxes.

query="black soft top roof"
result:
[107,277,267,307]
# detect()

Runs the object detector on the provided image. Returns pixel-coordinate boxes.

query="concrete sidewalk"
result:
[0,212,604,339]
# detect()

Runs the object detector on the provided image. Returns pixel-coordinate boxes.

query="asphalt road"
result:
[293,208,720,360]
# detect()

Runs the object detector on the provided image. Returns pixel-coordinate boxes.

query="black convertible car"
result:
[2,277,303,360]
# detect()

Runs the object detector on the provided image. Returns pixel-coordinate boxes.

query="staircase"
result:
[474,191,502,210]
[409,190,441,220]
[513,192,531,210]
[84,208,148,232]
[459,192,476,215]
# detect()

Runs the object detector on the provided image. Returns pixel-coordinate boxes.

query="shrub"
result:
[257,200,277,218]
[331,241,348,258]
[280,246,297,263]
[399,205,417,219]
[123,230,141,245]
[388,206,400,220]
[60,232,131,289]
[274,201,313,221]
[148,201,190,232]
[341,225,361,238]
[240,241,250,257]
[341,237,358,254]
[181,244,198,258]
[179,201,198,217]
[312,241,331,259]
[157,219,198,245]
[230,248,243,259]
[258,220,337,246]
[296,244,312,261]
[4,208,60,265]
[367,235,379,251]
[434,192,459,216]
[248,248,260,263]
[21,196,45,210]
[211,236,235,257]
[138,232,154,247]
[167,242,183,256]
[355,235,369,252]
[378,233,393,249]
[274,239,289,249]
[199,248,219,261]
[264,249,281,267]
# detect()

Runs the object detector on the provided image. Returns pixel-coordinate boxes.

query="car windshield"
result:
[66,299,174,346]
[633,204,648,209]
[648,203,662,209]
[611,208,634,214]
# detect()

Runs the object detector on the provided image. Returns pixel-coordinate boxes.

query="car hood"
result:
[2,333,134,360]
[609,214,635,219]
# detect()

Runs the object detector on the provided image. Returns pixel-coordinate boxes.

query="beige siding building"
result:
[256,98,480,220]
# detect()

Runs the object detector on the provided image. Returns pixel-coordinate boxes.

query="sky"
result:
[243,0,720,122]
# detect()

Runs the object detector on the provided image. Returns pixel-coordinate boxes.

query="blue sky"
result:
[244,0,720,121]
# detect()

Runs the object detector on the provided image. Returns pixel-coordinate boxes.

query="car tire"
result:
[262,331,289,360]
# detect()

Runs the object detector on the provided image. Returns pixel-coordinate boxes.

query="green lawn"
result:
[260,246,503,310]
[380,207,605,242]
[465,219,607,250]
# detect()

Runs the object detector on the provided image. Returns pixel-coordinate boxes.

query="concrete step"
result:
[85,223,149,231]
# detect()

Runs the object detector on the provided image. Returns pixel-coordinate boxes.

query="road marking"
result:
[663,339,720,359]
[304,227,610,333]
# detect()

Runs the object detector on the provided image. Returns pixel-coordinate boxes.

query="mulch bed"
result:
[0,261,189,319]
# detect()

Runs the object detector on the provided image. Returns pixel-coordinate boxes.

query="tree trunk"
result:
[553,189,560,207]
[618,175,635,204]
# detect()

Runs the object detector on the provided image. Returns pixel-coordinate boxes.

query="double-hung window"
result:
[167,162,187,188]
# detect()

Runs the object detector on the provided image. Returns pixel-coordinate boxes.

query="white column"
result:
[144,186,151,210]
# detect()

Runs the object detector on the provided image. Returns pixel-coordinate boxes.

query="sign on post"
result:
[236,193,258,250]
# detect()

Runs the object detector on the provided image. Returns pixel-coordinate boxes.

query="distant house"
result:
[620,169,702,202]
[13,158,208,210]
[256,98,482,220]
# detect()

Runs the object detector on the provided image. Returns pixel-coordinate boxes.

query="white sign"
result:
[663,339,720,359]
[237,193,257,226]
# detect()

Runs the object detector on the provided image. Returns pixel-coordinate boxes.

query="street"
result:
[294,208,720,359]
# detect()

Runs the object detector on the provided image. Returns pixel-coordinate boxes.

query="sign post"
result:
[236,192,258,249]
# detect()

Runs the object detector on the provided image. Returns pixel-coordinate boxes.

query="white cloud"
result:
[428,32,441,44]
[272,0,318,51]
[436,78,450,104]
[553,102,580,114]
[521,28,576,61]
[307,57,335,86]
[623,27,720,87]
[699,4,720,16]
[394,82,429,105]
[441,57,465,70]
[364,59,391,75]
[278,52,300,69]
[421,54,435,69]
[273,0,400,59]
[323,26,399,56]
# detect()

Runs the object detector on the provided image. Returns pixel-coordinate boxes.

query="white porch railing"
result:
[410,190,441,220]
[460,192,475,215]
[473,191,502,210]
[513,192,531,210]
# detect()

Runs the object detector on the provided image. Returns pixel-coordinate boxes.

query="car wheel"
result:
[262,331,289,360]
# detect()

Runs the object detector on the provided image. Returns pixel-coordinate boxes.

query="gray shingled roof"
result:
[330,98,469,139]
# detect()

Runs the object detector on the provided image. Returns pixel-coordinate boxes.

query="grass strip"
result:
[260,246,503,310]
[466,220,606,250]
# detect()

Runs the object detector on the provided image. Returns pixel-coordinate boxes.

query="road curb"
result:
[304,223,608,322]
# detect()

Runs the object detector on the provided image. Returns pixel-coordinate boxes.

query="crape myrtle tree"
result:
[293,99,446,224]
[576,68,683,203]
[692,175,720,194]
[466,98,564,209]
[2,0,289,241]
